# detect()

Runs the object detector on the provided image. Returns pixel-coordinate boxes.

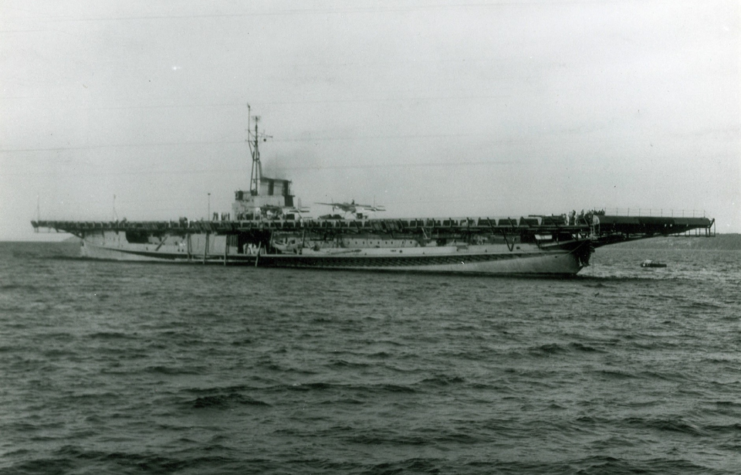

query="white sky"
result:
[1,0,739,240]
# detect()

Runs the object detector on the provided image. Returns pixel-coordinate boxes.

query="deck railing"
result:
[591,208,706,218]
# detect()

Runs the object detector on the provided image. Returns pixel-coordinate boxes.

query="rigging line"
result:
[0,133,530,153]
[2,160,519,177]
[22,1,623,23]
[273,133,494,142]
[274,160,518,170]
[0,140,245,153]
[2,94,510,111]
[0,29,50,33]
[257,94,511,105]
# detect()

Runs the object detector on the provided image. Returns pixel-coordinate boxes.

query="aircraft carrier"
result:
[32,116,715,276]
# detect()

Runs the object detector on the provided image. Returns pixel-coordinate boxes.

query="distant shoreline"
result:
[605,234,741,251]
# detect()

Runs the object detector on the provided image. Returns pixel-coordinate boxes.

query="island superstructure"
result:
[32,115,716,276]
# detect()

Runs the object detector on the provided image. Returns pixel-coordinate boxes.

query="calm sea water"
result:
[1,242,740,474]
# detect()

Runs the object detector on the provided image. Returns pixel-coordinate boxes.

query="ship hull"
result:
[260,251,583,276]
[78,237,586,276]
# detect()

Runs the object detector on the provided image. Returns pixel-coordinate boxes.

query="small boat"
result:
[641,259,667,268]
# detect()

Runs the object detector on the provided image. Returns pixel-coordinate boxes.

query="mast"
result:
[246,104,269,197]
[249,116,262,196]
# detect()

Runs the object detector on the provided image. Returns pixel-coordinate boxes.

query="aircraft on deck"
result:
[316,200,385,214]
[257,202,310,218]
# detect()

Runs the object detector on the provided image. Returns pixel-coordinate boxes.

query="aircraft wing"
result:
[356,204,385,212]
[285,206,310,213]
[317,202,353,212]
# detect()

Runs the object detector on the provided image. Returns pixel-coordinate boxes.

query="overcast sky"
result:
[1,0,739,240]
